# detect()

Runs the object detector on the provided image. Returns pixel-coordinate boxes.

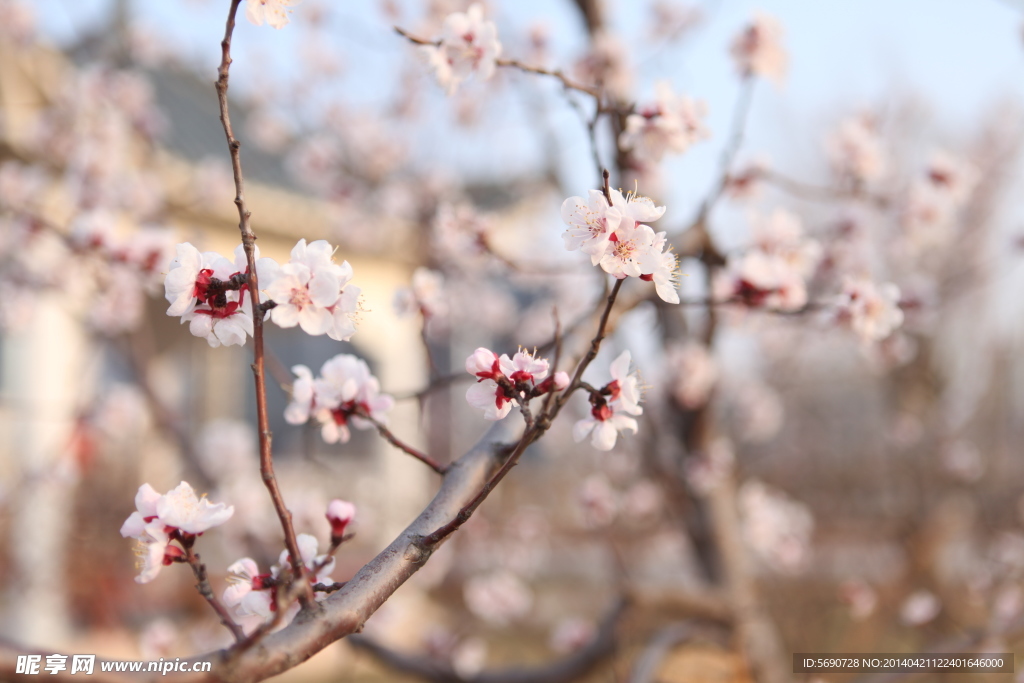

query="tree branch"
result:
[349,598,626,683]
[214,0,310,602]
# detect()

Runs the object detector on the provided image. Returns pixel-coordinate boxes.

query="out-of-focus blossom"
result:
[451,638,488,678]
[827,115,886,184]
[393,267,447,320]
[619,82,710,164]
[834,277,904,343]
[577,473,619,527]
[245,0,300,29]
[925,149,978,206]
[574,31,632,100]
[463,571,533,625]
[739,480,813,573]
[730,13,787,83]
[284,355,393,444]
[550,618,597,653]
[839,579,878,620]
[732,380,784,443]
[900,590,941,626]
[685,437,735,494]
[648,1,702,41]
[749,209,821,278]
[942,440,985,483]
[197,419,257,483]
[422,4,501,94]
[715,250,808,311]
[621,480,664,523]
[667,341,718,409]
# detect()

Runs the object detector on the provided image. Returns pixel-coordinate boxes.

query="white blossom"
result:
[245,0,300,29]
[835,277,904,343]
[730,13,787,83]
[422,4,502,94]
[619,82,710,163]
[463,571,533,625]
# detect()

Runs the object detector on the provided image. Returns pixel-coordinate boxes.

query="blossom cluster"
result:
[222,533,336,634]
[120,482,234,584]
[560,189,680,303]
[163,239,360,348]
[465,348,568,420]
[285,354,394,444]
[730,12,787,83]
[714,209,821,311]
[573,350,642,451]
[244,0,300,29]
[619,81,710,164]
[422,4,502,94]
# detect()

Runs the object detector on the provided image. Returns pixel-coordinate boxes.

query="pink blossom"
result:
[120,482,233,584]
[900,590,941,626]
[827,115,886,184]
[422,4,502,94]
[835,277,904,343]
[326,499,356,539]
[576,473,618,527]
[667,341,718,409]
[464,348,559,421]
[283,355,393,444]
[262,239,361,341]
[463,571,533,625]
[245,0,300,29]
[560,190,622,264]
[739,480,813,574]
[619,81,710,163]
[394,267,447,320]
[730,13,787,83]
[573,351,642,451]
[550,618,597,653]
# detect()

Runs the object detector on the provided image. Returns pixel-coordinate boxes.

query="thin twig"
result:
[183,542,245,643]
[418,276,626,547]
[214,0,311,604]
[394,26,601,99]
[357,409,448,475]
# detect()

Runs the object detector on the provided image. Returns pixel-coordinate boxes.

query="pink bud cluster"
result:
[465,347,568,420]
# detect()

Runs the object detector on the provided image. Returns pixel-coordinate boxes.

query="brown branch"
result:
[356,408,448,475]
[418,276,626,547]
[495,57,601,99]
[214,0,311,602]
[349,598,626,683]
[183,541,245,643]
[393,26,600,99]
[185,421,522,682]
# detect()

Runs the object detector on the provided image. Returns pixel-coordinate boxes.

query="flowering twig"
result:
[182,541,245,643]
[214,0,312,603]
[354,408,447,475]
[417,275,625,547]
[393,26,601,99]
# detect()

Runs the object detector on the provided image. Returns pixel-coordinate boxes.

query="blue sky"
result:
[33,0,1024,220]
